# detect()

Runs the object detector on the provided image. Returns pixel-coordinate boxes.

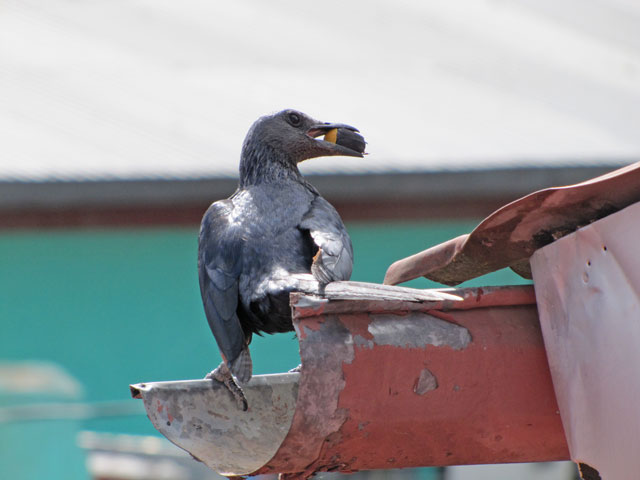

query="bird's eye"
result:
[288,112,302,127]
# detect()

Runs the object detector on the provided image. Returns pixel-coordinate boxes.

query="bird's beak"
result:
[307,122,366,158]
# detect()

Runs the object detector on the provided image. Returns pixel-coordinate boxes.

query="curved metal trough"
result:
[131,283,568,478]
[130,374,299,476]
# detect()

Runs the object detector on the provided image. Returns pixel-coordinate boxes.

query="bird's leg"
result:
[205,362,248,411]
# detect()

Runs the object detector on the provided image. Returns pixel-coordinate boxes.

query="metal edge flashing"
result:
[530,202,640,479]
[384,161,640,286]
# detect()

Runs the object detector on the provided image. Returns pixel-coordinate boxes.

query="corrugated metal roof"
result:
[2,0,640,182]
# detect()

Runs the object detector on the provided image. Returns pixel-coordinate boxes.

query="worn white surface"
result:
[2,0,640,181]
[531,201,640,478]
[131,373,299,476]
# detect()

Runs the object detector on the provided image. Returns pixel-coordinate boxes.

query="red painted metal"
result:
[256,285,568,477]
[532,203,640,479]
[384,161,640,286]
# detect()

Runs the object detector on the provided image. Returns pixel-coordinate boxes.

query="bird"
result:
[197,109,366,409]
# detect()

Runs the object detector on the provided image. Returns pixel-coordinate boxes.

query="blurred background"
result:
[2,0,639,479]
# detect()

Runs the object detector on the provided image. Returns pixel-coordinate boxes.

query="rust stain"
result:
[295,316,326,339]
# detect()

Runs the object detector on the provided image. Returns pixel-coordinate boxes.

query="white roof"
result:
[2,0,639,182]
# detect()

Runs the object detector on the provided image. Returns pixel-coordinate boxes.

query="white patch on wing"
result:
[247,266,290,301]
[251,269,321,301]
[229,191,253,226]
[263,266,294,294]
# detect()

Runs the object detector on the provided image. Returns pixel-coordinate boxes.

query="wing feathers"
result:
[199,200,251,380]
[229,346,252,383]
[300,196,353,284]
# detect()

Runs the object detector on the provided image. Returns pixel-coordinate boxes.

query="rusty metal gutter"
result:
[384,161,640,286]
[131,283,568,478]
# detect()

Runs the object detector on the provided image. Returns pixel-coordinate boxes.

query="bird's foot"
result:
[288,363,302,373]
[205,363,248,411]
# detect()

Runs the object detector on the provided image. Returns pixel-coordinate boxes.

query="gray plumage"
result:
[198,109,365,383]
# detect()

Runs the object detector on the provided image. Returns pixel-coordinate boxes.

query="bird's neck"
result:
[239,143,304,187]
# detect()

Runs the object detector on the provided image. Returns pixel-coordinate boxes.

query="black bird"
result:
[198,109,365,408]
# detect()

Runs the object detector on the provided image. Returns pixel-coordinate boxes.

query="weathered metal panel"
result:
[531,201,640,480]
[258,286,568,477]
[130,374,299,476]
[385,162,640,286]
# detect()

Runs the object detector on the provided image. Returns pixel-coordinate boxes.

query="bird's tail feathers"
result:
[229,347,252,384]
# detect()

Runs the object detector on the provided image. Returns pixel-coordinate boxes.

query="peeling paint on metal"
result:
[288,304,568,474]
[300,317,355,365]
[353,335,374,349]
[257,316,355,476]
[414,368,438,395]
[368,312,471,350]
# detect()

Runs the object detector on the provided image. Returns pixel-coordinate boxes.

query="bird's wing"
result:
[299,196,353,283]
[198,200,251,382]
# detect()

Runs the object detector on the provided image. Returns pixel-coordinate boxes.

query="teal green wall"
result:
[1,221,530,437]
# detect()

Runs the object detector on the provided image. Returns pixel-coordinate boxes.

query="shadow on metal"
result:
[131,284,568,478]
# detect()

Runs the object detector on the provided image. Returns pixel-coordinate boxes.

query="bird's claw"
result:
[206,364,248,411]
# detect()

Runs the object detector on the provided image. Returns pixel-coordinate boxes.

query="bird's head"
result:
[242,109,366,166]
